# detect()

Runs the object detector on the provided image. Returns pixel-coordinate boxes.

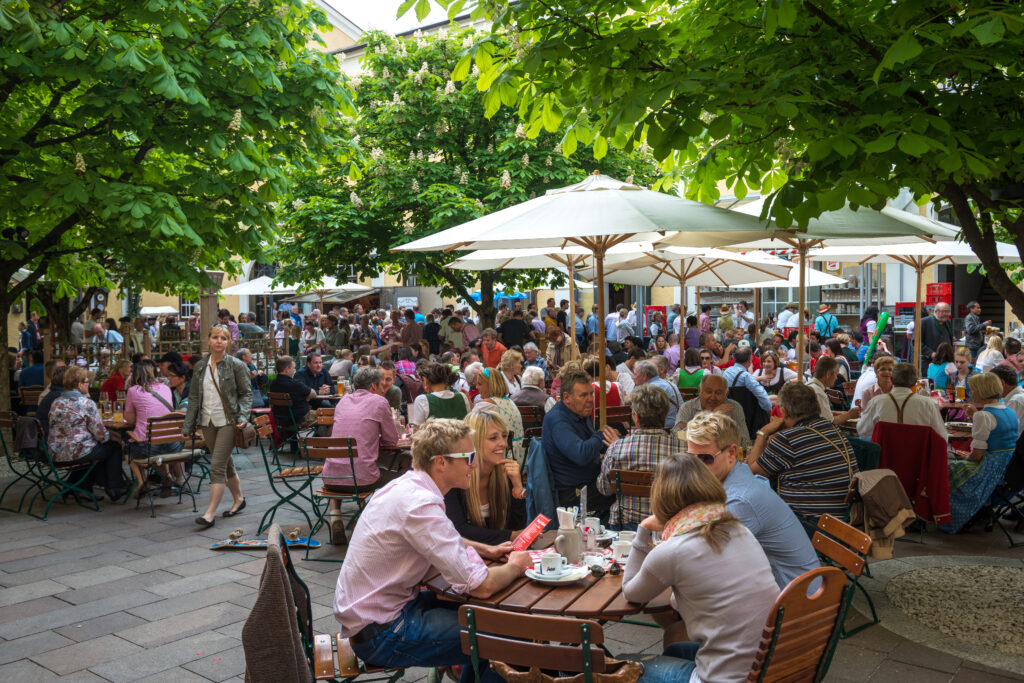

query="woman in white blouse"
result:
[976,335,1004,373]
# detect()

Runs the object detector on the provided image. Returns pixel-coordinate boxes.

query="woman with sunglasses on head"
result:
[183,324,252,529]
[621,454,779,683]
[443,406,527,545]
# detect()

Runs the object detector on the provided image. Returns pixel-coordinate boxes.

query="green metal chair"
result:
[0,411,48,514]
[811,513,880,639]
[128,414,201,517]
[255,413,315,536]
[26,419,103,520]
[460,605,609,683]
[304,435,372,562]
[268,391,316,463]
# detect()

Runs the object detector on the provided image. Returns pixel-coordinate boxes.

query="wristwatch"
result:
[756,430,768,439]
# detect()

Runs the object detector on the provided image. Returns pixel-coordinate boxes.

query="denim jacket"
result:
[183,355,253,435]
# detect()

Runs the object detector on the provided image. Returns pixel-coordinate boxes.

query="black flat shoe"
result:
[195,516,215,529]
[223,498,246,518]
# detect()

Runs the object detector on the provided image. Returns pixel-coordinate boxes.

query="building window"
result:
[403,273,417,287]
[179,296,199,319]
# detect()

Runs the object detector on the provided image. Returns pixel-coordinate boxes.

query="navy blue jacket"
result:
[541,400,606,489]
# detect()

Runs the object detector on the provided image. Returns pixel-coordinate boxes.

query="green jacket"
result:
[183,355,253,435]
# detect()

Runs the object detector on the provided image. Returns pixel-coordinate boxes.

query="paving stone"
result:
[214,620,246,640]
[0,589,163,640]
[0,596,70,626]
[0,544,54,564]
[127,581,252,622]
[0,579,68,608]
[953,669,1024,683]
[57,565,138,590]
[0,631,75,666]
[54,611,148,643]
[112,665,211,683]
[54,569,178,606]
[29,634,142,676]
[53,670,110,682]
[0,658,59,682]
[145,568,248,598]
[0,550,143,587]
[118,544,216,574]
[889,641,967,674]
[88,632,238,681]
[182,644,246,682]
[824,642,887,680]
[867,660,954,682]
[116,603,249,649]
[163,552,261,578]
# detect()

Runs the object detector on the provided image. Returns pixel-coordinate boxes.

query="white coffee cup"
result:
[611,540,631,562]
[585,516,601,533]
[540,552,568,575]
[618,531,636,543]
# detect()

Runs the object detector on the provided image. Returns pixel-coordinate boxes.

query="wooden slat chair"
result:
[679,386,698,402]
[0,411,49,514]
[18,385,44,416]
[609,469,653,532]
[842,381,857,402]
[517,405,545,431]
[253,526,403,683]
[316,406,335,438]
[304,436,373,562]
[746,566,850,682]
[597,405,634,434]
[128,415,202,517]
[255,414,315,536]
[825,387,848,411]
[268,391,316,457]
[811,514,878,638]
[459,605,611,683]
[25,419,103,520]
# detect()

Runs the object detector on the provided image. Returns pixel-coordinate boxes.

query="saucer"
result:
[531,564,572,579]
[525,566,589,585]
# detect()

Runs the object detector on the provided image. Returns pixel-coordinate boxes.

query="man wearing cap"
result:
[777,302,798,331]
[813,303,840,338]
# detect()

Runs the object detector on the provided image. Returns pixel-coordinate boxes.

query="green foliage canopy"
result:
[274,25,659,326]
[413,0,1024,318]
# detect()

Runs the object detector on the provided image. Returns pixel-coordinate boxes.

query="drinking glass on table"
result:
[955,385,966,401]
[336,380,344,395]
[112,401,124,423]
[100,400,112,419]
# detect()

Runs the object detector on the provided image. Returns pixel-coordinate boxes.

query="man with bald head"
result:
[673,374,750,446]
[919,302,953,373]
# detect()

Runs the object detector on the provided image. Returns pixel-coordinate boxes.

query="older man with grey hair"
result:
[631,360,681,429]
[596,383,675,529]
[511,366,556,412]
[522,341,549,379]
[323,365,400,544]
[674,374,750,447]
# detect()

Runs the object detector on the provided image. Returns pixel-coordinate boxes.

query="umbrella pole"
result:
[914,261,924,372]
[679,277,687,321]
[797,242,807,383]
[568,260,576,346]
[754,286,761,340]
[595,247,607,428]
[695,287,700,315]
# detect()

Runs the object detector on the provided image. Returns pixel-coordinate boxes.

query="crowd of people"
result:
[9,291,1023,681]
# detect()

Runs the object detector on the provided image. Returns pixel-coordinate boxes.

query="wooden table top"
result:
[423,533,671,620]
[102,420,134,430]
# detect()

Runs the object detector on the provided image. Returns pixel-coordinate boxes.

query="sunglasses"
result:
[684,447,727,465]
[441,451,476,466]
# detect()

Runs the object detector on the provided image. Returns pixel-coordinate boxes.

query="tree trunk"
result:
[476,271,497,330]
[944,184,1024,323]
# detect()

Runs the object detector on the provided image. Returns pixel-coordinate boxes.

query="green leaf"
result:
[562,128,578,157]
[541,100,562,132]
[873,32,922,81]
[414,0,431,21]
[775,100,798,118]
[832,136,856,158]
[452,54,472,82]
[863,134,897,154]
[897,133,930,156]
[970,16,1005,45]
[593,135,608,160]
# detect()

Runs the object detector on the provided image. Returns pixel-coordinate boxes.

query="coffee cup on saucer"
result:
[611,540,631,562]
[618,530,636,543]
[539,552,568,576]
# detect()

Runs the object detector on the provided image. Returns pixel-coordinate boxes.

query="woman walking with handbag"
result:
[184,324,253,529]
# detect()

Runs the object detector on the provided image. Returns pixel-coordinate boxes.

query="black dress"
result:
[443,477,527,545]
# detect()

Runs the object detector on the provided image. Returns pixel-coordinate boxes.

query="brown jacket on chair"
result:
[848,469,917,559]
[242,525,313,683]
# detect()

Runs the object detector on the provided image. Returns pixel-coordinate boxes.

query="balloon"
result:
[863,311,890,365]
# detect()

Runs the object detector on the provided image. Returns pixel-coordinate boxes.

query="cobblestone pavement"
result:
[0,446,1022,682]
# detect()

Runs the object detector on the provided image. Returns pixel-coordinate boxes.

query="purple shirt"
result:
[124,383,175,442]
[333,469,488,635]
[327,389,398,486]
[663,344,681,373]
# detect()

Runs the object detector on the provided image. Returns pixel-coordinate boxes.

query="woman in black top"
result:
[443,405,527,544]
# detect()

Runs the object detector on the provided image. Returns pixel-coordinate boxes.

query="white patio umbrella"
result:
[687,197,962,375]
[398,173,778,424]
[219,275,296,296]
[139,306,179,316]
[805,240,1021,365]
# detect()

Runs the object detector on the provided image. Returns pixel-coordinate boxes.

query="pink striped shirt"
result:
[334,470,489,635]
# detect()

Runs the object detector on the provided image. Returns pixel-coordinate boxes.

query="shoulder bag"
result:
[208,360,258,449]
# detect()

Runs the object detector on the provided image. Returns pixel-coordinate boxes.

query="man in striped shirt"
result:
[747,381,858,535]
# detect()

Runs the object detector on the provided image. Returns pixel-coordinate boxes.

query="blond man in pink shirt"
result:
[334,419,531,680]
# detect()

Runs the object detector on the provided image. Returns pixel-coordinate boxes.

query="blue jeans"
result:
[351,591,501,682]
[640,641,699,682]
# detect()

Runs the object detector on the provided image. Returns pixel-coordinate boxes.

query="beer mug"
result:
[955,385,966,401]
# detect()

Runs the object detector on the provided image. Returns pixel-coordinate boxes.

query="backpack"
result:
[727,371,770,442]
[396,373,423,404]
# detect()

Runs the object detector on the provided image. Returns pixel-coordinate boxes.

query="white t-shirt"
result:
[200,363,228,427]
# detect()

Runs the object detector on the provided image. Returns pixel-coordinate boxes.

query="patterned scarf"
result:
[661,503,727,542]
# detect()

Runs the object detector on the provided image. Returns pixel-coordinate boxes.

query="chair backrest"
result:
[459,605,606,681]
[842,381,857,399]
[518,405,545,430]
[746,566,849,682]
[19,385,43,407]
[811,513,872,578]
[316,407,335,427]
[300,436,359,489]
[679,386,698,401]
[610,469,653,498]
[0,410,15,458]
[268,391,294,408]
[596,405,633,431]
[825,387,847,409]
[144,414,187,446]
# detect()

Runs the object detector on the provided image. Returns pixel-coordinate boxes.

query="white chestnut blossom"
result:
[521,153,530,165]
[74,152,86,173]
[462,36,473,48]
[459,172,468,184]
[349,191,363,207]
[545,156,553,166]
[553,143,562,154]
[411,179,420,192]
[419,61,429,73]
[500,170,512,188]
[228,108,242,132]
[382,67,391,78]
[625,175,634,184]
[444,80,456,95]
[514,123,527,139]
[369,147,383,160]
